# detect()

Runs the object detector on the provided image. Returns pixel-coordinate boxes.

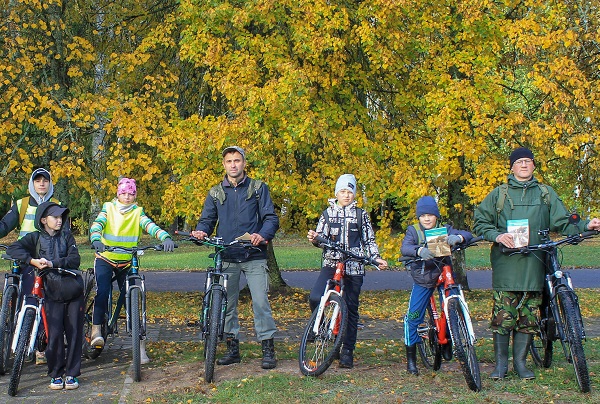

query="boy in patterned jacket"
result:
[307,174,388,368]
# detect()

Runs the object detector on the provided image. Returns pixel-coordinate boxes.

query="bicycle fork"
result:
[125,275,146,339]
[547,273,586,342]
[202,273,228,339]
[443,290,477,346]
[312,289,342,337]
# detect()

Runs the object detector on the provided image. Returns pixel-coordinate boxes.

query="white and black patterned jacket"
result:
[314,199,381,276]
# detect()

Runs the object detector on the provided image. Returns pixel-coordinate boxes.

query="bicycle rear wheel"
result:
[130,287,142,382]
[530,313,554,368]
[299,293,347,377]
[417,305,442,370]
[0,286,18,375]
[556,290,590,393]
[8,307,35,397]
[447,298,481,392]
[204,290,222,383]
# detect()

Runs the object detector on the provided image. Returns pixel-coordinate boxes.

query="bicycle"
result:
[501,214,596,393]
[298,235,381,377]
[7,265,82,396]
[83,244,167,382]
[0,245,22,376]
[399,236,483,392]
[175,231,261,383]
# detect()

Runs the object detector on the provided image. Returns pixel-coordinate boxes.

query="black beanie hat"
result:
[509,147,535,167]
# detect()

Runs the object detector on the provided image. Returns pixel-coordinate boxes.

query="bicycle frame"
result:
[11,271,48,356]
[440,265,476,346]
[311,261,345,337]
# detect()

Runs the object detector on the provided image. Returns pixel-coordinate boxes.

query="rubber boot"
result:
[513,331,535,380]
[261,338,277,369]
[217,333,241,365]
[140,339,150,364]
[490,333,509,380]
[90,325,104,348]
[406,345,419,375]
[339,348,354,369]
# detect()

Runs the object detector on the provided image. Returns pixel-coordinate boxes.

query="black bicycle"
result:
[83,244,166,382]
[501,214,596,393]
[298,235,380,377]
[0,245,21,376]
[176,232,261,383]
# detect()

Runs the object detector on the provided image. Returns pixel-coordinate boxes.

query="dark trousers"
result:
[92,258,126,325]
[45,295,84,378]
[309,267,364,351]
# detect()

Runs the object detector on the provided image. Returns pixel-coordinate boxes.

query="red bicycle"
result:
[298,235,380,376]
[400,236,483,392]
[7,266,58,396]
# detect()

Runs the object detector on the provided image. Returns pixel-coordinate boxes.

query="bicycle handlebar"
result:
[500,230,600,255]
[175,231,266,248]
[313,235,381,267]
[104,245,172,253]
[398,235,484,264]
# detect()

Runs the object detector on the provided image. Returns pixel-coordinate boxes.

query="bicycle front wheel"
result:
[447,298,481,392]
[299,293,348,377]
[204,290,222,383]
[417,305,442,370]
[557,290,590,393]
[130,287,142,382]
[8,307,36,397]
[0,286,18,375]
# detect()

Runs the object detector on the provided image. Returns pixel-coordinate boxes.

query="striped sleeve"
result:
[139,208,171,241]
[89,204,109,242]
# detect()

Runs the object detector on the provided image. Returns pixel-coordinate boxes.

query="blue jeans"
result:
[222,259,277,341]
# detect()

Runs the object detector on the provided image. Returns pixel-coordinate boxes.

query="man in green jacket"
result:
[474,147,600,380]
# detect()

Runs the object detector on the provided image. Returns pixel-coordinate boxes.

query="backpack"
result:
[209,179,263,205]
[411,224,425,246]
[323,207,364,242]
[495,182,549,213]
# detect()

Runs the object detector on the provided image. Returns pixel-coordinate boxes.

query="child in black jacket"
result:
[8,201,83,390]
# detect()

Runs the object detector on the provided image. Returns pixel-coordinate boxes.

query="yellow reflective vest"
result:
[98,203,143,262]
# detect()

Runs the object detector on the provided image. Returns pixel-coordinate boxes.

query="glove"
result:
[418,247,434,260]
[92,241,105,253]
[162,238,175,252]
[447,235,463,246]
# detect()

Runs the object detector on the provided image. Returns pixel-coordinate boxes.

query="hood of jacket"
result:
[28,168,55,204]
[34,201,69,235]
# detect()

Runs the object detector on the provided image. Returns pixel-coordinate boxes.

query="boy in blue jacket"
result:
[400,196,473,375]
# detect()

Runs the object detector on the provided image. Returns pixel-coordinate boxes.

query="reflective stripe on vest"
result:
[18,203,37,239]
[99,203,143,261]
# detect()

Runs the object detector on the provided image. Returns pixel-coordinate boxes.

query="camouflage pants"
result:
[490,291,541,335]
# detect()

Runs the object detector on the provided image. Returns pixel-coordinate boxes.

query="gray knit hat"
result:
[335,174,356,196]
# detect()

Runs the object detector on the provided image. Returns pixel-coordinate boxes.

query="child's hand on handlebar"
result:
[307,230,318,243]
[375,258,388,270]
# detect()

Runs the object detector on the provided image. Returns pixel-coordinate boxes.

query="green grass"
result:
[140,337,600,403]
